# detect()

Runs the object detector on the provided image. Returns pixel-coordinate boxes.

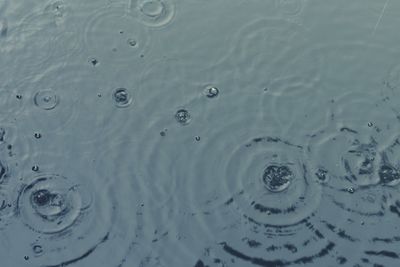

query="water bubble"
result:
[31,189,52,207]
[315,168,328,182]
[24,256,29,261]
[175,109,191,125]
[204,86,219,98]
[112,88,133,108]
[33,89,59,110]
[32,165,39,172]
[195,136,201,141]
[32,245,43,255]
[88,57,98,66]
[127,38,137,47]
[263,165,293,192]
[347,187,355,194]
[34,132,42,139]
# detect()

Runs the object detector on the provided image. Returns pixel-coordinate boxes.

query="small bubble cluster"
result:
[262,165,293,192]
[175,109,191,125]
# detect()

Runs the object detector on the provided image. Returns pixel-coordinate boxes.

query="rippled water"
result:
[1,0,400,266]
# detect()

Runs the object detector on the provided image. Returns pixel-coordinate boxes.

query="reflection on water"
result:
[1,0,400,266]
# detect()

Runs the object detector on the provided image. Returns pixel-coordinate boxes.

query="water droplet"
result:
[33,89,59,110]
[88,57,98,66]
[263,165,293,192]
[16,94,22,100]
[32,245,43,255]
[34,132,42,139]
[127,38,137,47]
[175,109,191,125]
[195,136,201,141]
[204,86,219,98]
[347,187,355,193]
[112,88,133,108]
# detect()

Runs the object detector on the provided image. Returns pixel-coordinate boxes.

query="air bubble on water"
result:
[88,57,99,66]
[204,86,219,98]
[263,165,293,192]
[33,89,59,110]
[175,109,191,125]
[32,245,43,255]
[127,38,137,47]
[347,187,355,193]
[32,165,39,172]
[31,189,52,207]
[112,88,133,108]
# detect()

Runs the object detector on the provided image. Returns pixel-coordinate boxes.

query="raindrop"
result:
[33,89,59,110]
[263,165,293,192]
[204,86,219,98]
[175,109,191,125]
[112,88,133,108]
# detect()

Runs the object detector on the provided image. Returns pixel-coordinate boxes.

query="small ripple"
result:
[3,149,141,266]
[129,0,176,28]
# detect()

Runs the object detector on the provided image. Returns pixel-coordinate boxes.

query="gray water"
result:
[1,0,400,266]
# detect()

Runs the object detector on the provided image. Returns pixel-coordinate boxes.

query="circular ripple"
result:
[2,149,143,266]
[84,7,150,63]
[33,89,59,110]
[130,0,175,27]
[17,174,90,234]
[18,63,86,134]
